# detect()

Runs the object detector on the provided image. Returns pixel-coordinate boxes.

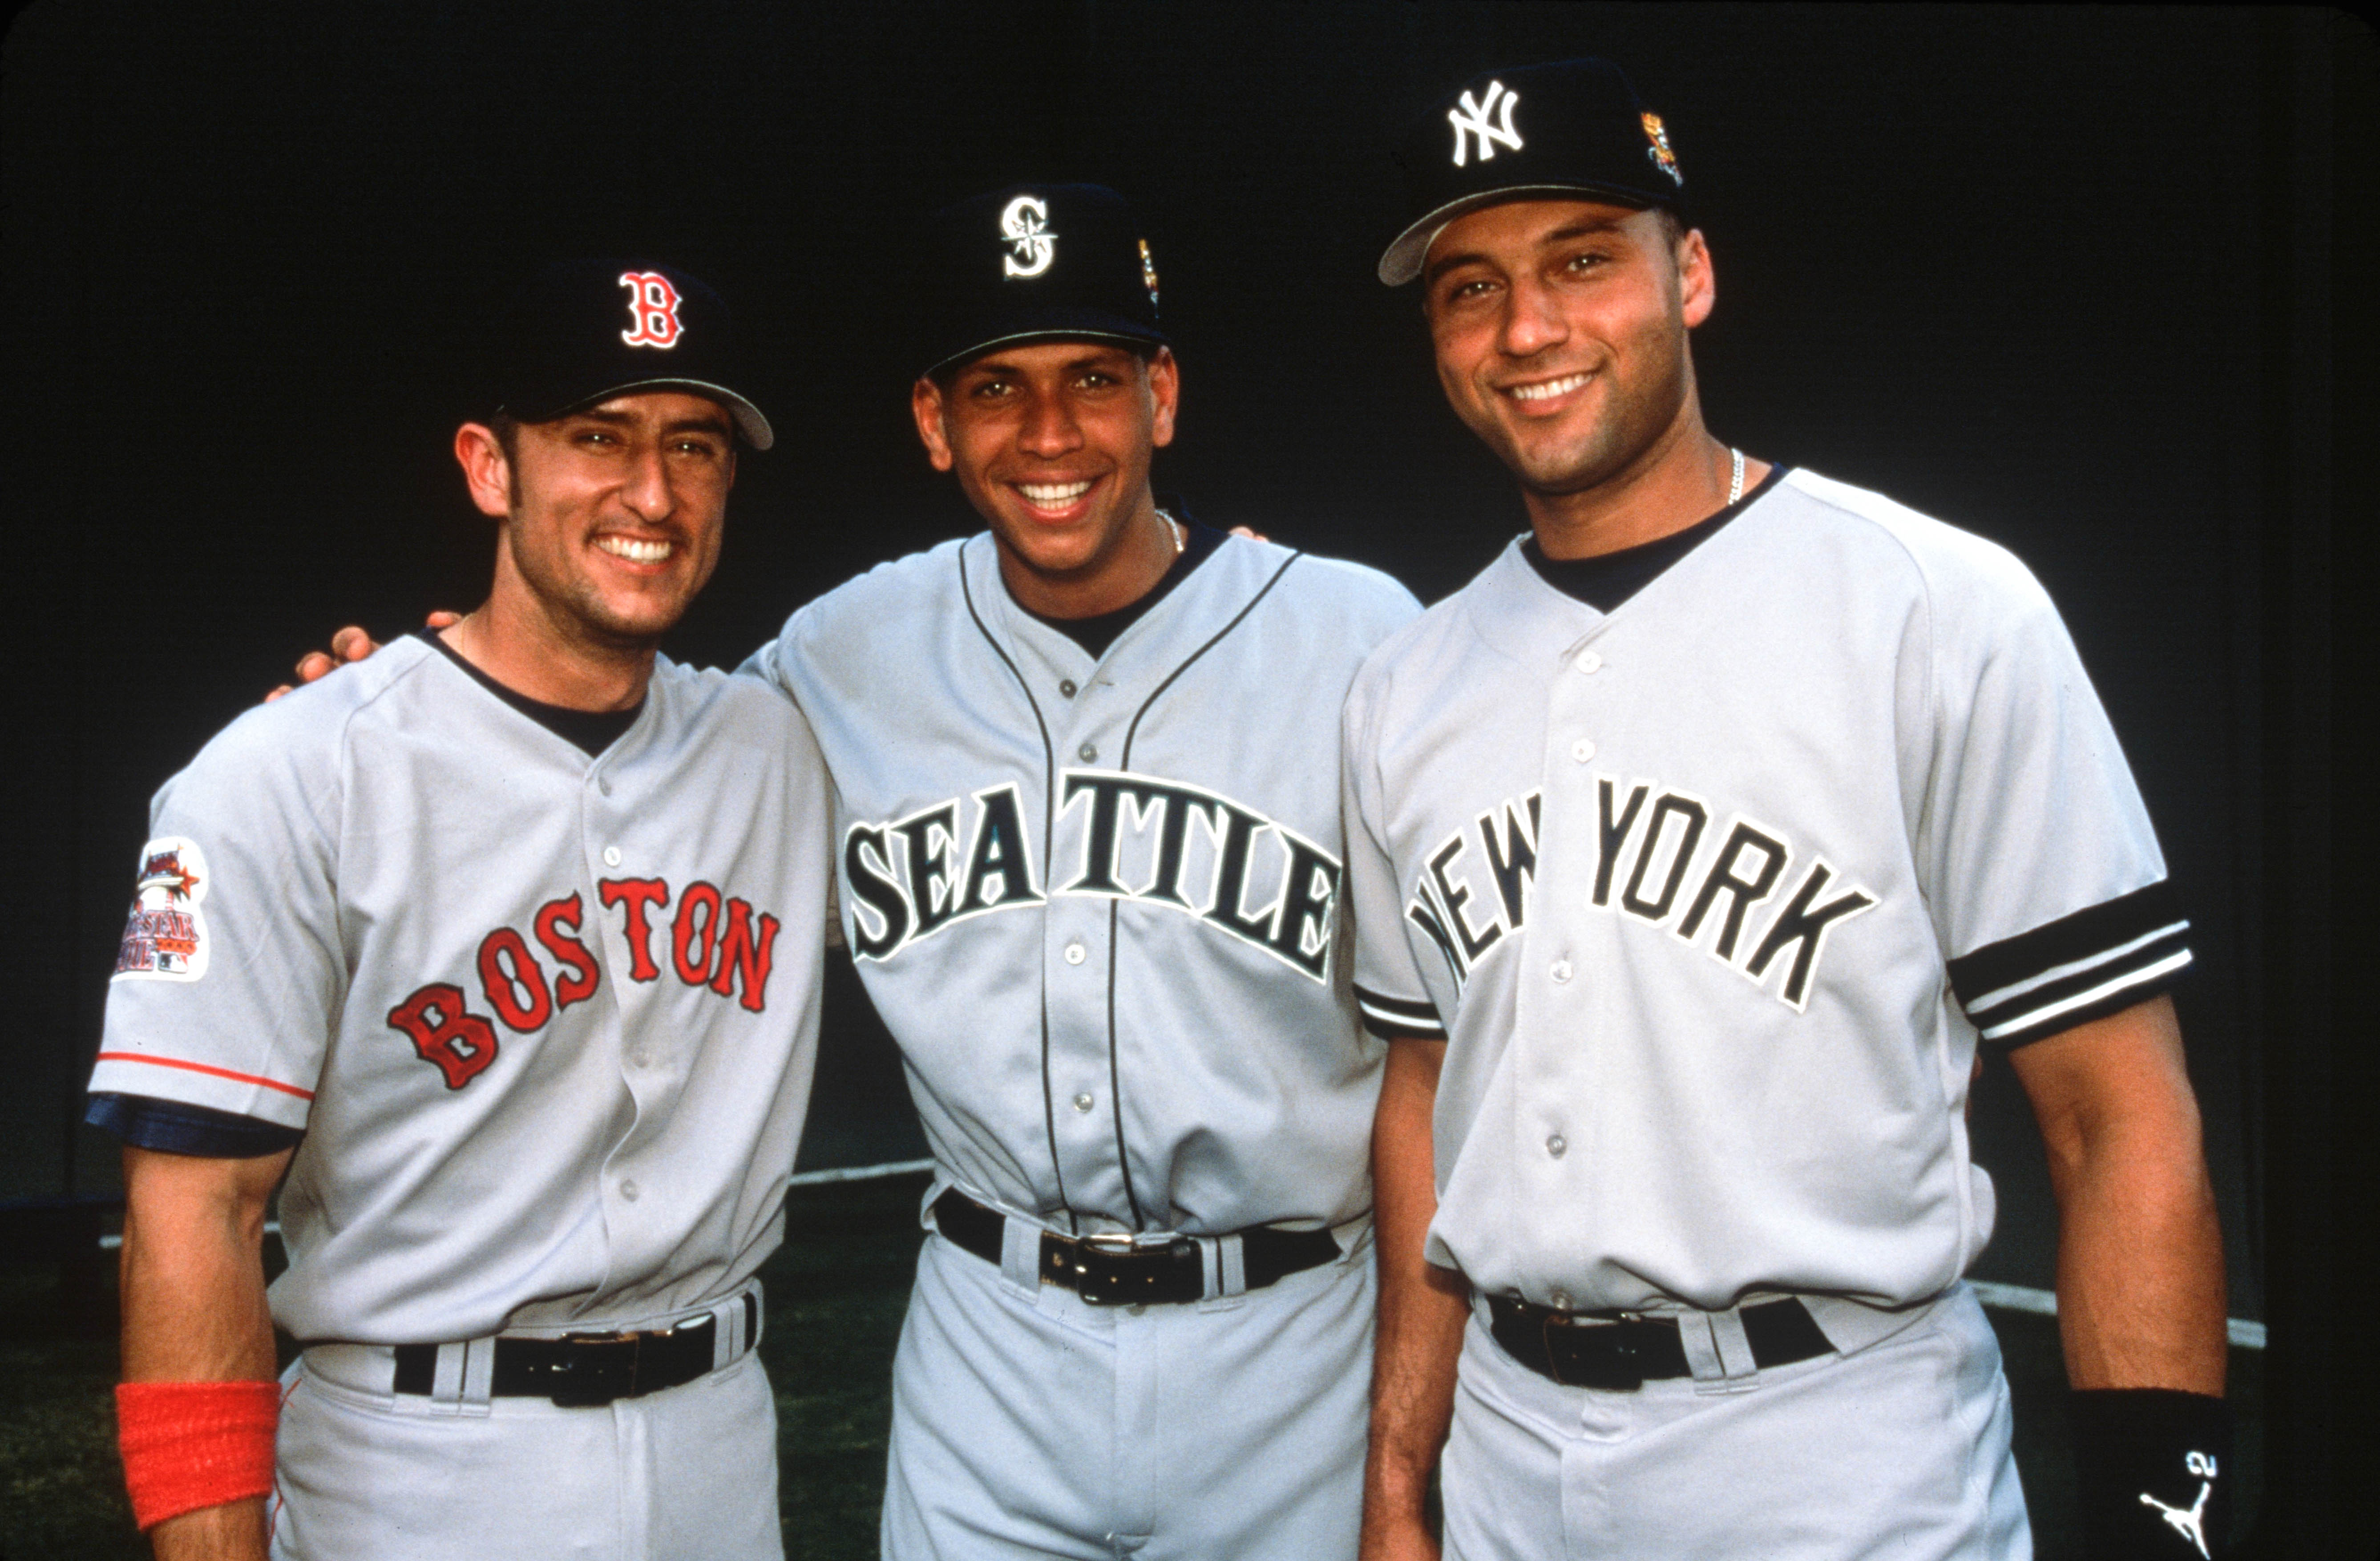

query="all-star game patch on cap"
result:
[485,259,774,449]
[1379,58,1688,286]
[915,184,1168,379]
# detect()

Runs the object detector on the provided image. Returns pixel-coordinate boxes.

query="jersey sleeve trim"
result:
[85,1093,306,1157]
[1354,983,1448,1041]
[93,1051,317,1101]
[1946,880,2192,1047]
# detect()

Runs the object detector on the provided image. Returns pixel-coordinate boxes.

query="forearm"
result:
[120,1147,289,1561]
[2044,1103,2227,1393]
[2012,995,2228,1394]
[1361,1038,1469,1560]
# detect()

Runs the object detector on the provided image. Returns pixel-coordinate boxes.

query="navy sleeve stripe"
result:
[1962,920,2190,1019]
[85,1092,305,1159]
[1972,950,2192,1048]
[1354,984,1447,1039]
[1945,879,2182,1009]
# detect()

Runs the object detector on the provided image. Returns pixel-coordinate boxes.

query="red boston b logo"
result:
[618,271,683,348]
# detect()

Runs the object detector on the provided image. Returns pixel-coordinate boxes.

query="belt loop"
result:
[1216,1233,1247,1298]
[998,1212,1042,1294]
[429,1341,467,1415]
[458,1337,496,1415]
[1708,1307,1759,1387]
[715,1299,737,1371]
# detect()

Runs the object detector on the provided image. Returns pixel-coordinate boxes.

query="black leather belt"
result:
[392,1292,756,1407]
[932,1189,1341,1306]
[1487,1294,1834,1391]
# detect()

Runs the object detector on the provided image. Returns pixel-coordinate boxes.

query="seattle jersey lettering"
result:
[844,773,1343,981]
[1406,780,1876,1011]
[387,877,782,1089]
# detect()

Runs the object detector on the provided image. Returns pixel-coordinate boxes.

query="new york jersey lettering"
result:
[1410,779,1875,1011]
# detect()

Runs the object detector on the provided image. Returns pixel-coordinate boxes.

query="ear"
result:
[453,423,513,518]
[1145,348,1180,450]
[1677,227,1715,330]
[910,377,956,472]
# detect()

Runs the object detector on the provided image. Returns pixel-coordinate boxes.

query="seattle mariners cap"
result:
[1379,59,1688,286]
[915,184,1167,379]
[485,259,774,449]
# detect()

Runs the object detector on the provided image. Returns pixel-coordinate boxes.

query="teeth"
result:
[1510,373,1590,403]
[1018,481,1093,505]
[597,535,672,563]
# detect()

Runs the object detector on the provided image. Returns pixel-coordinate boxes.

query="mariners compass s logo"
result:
[1000,195,1057,279]
[1448,80,1523,166]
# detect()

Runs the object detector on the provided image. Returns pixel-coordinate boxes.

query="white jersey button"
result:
[1571,739,1596,764]
[602,846,622,868]
[1073,1092,1095,1112]
[619,1179,640,1201]
[1078,742,1099,763]
[1575,650,1603,675]
[630,1050,651,1069]
[597,776,612,796]
[1550,958,1572,984]
[1546,1134,1567,1158]
[1063,942,1087,965]
[1059,679,1078,698]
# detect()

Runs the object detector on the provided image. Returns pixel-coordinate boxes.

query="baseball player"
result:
[738,184,1422,1560]
[1345,61,2231,1561]
[87,260,832,1561]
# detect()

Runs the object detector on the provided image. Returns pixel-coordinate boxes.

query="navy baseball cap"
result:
[914,184,1167,379]
[485,259,773,449]
[1379,59,1688,286]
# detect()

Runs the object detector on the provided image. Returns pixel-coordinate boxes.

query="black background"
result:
[3,3,2370,1549]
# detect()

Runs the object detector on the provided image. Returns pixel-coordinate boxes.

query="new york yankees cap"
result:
[915,184,1167,379]
[485,259,774,449]
[1379,59,1688,286]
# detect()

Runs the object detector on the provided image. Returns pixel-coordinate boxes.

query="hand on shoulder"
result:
[265,612,461,702]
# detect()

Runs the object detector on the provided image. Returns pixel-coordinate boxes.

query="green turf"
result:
[0,1173,2263,1559]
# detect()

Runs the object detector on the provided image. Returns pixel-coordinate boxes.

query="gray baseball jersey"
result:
[744,530,1420,1236]
[1343,467,2189,1314]
[91,634,832,1344]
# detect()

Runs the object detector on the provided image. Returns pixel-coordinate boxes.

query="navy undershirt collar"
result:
[417,631,644,757]
[1021,514,1228,660]
[1523,465,1789,612]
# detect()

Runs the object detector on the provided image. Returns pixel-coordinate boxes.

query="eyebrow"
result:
[1425,217,1633,288]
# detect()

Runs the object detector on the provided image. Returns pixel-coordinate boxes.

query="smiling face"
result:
[911,340,1179,614]
[1422,198,1711,501]
[458,390,737,653]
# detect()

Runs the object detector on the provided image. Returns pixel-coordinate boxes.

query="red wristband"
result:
[116,1380,281,1531]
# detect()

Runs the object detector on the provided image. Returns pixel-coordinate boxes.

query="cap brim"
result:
[528,377,775,450]
[1377,182,1665,286]
[921,311,1168,380]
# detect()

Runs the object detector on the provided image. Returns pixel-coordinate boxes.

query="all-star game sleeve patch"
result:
[112,836,212,983]
[1946,880,2191,1047]
[1354,983,1449,1042]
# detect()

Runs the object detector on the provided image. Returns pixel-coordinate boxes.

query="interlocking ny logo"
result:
[1448,81,1523,166]
[618,271,683,348]
[1000,195,1057,279]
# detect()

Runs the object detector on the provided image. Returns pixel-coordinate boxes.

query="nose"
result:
[1016,384,1085,460]
[620,442,675,522]
[1499,273,1569,360]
